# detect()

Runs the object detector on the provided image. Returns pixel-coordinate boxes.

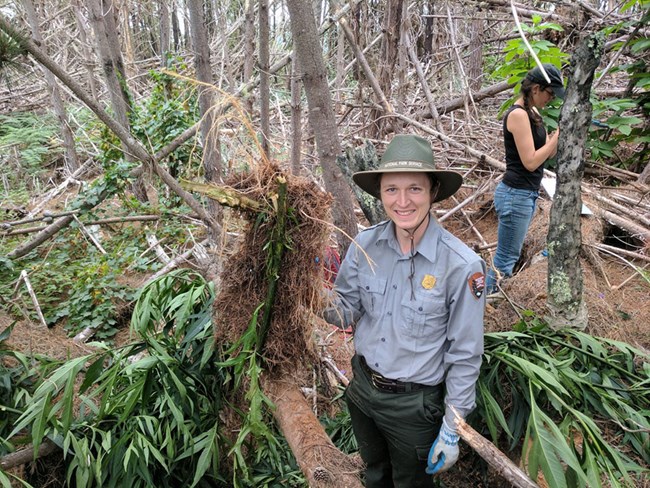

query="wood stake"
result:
[73,215,107,254]
[18,270,48,329]
[451,407,539,488]
[322,356,350,387]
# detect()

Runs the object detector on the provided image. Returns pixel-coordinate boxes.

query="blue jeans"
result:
[487,182,539,292]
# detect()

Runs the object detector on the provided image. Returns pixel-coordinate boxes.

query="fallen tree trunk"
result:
[0,439,59,470]
[6,183,117,259]
[418,80,514,118]
[455,416,539,488]
[264,375,362,488]
[590,206,650,246]
[451,408,538,488]
[3,215,160,236]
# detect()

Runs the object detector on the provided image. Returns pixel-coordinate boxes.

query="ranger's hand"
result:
[426,418,460,475]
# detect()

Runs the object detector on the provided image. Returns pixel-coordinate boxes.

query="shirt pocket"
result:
[400,291,447,339]
[359,273,386,317]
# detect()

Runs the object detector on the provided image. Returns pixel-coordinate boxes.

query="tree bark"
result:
[187,0,222,234]
[88,0,130,124]
[290,54,302,175]
[259,0,271,158]
[88,0,149,202]
[264,376,362,488]
[171,0,181,50]
[0,440,59,471]
[369,0,403,137]
[215,2,234,90]
[546,33,604,330]
[422,2,435,60]
[159,0,171,66]
[454,415,539,488]
[115,0,134,73]
[285,0,357,256]
[336,142,386,226]
[467,10,485,92]
[418,80,514,118]
[23,0,79,174]
[72,0,99,101]
[242,0,255,115]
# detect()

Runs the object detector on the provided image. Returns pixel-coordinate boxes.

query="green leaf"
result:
[0,323,15,342]
[607,115,643,129]
[190,427,217,487]
[582,443,603,488]
[478,382,512,442]
[0,470,10,488]
[528,406,568,487]
[61,367,78,432]
[630,38,650,54]
[79,354,107,394]
[502,354,570,397]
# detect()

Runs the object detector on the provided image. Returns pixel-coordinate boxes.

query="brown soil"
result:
[458,192,650,350]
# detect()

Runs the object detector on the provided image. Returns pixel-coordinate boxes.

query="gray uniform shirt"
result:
[324,218,485,426]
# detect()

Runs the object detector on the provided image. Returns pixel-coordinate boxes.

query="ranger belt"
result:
[359,356,433,394]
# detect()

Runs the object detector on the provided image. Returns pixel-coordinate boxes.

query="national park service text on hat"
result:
[352,134,463,203]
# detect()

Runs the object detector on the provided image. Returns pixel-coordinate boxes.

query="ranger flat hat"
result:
[526,63,566,99]
[352,134,463,203]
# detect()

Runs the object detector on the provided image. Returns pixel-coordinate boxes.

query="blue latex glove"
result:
[426,418,460,475]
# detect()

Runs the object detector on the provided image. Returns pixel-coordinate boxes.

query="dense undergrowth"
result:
[1,269,648,488]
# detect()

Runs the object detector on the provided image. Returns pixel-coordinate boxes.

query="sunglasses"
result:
[544,87,556,99]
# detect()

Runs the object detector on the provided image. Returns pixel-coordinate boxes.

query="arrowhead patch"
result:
[468,272,485,299]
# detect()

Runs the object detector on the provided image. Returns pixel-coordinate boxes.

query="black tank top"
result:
[502,105,547,191]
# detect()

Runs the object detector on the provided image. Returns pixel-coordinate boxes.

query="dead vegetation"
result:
[212,161,333,373]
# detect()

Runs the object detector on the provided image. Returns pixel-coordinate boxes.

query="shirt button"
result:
[374,363,379,368]
[418,306,423,311]
[387,312,392,316]
[393,284,397,289]
[365,286,369,290]
[381,338,386,342]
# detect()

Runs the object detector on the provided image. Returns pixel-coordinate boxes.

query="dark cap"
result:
[526,64,565,99]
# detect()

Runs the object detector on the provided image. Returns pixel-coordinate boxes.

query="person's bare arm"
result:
[507,109,558,172]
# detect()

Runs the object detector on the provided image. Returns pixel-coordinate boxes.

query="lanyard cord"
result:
[406,212,430,301]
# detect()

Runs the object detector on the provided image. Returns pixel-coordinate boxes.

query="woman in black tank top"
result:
[486,64,565,294]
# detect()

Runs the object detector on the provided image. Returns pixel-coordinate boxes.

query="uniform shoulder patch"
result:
[468,272,485,299]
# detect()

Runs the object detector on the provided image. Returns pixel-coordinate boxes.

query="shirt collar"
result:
[417,218,442,263]
[376,215,442,261]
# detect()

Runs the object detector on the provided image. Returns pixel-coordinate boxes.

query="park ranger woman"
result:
[324,134,485,487]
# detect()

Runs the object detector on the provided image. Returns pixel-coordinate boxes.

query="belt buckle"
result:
[370,372,382,390]
[372,372,399,393]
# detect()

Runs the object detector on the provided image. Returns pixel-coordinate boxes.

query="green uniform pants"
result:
[345,354,445,488]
